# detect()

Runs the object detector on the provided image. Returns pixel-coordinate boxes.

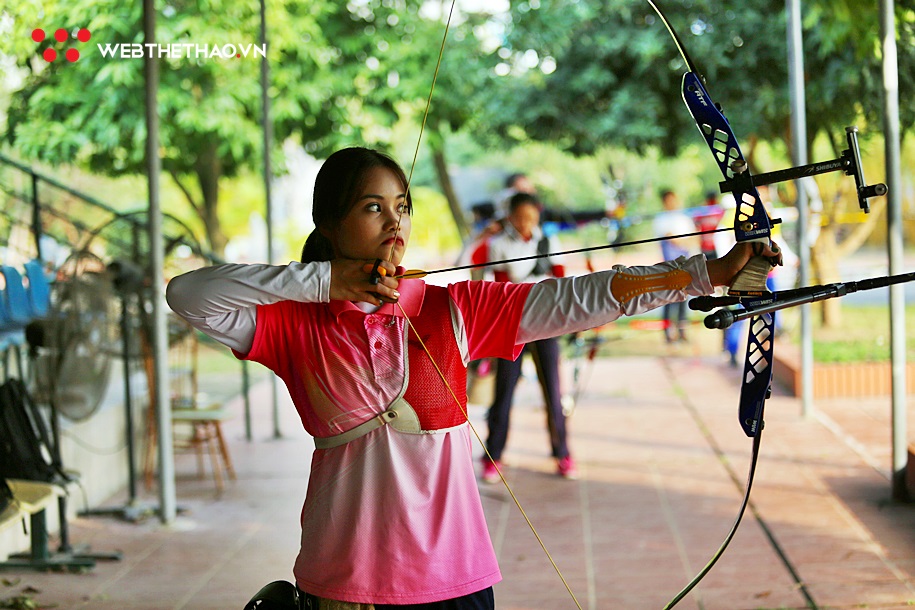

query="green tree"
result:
[5,0,265,254]
[268,1,508,239]
[475,0,914,158]
[467,0,914,327]
[421,8,508,239]
[796,0,915,325]
[472,0,782,158]
[1,0,476,255]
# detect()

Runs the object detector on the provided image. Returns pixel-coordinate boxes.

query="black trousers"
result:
[485,337,568,462]
[298,587,494,609]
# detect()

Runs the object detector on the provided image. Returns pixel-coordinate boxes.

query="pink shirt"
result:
[166,255,714,604]
[241,278,532,604]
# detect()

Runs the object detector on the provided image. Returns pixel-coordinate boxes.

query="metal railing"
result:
[0,151,255,439]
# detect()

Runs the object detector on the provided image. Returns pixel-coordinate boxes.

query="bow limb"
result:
[646,6,777,431]
[566,328,614,416]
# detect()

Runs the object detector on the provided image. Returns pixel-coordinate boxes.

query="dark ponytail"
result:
[300,230,335,263]
[300,147,411,263]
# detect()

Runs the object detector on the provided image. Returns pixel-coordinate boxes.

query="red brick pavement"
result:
[2,353,914,610]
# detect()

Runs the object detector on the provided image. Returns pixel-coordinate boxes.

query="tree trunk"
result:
[810,222,843,327]
[429,140,470,240]
[835,197,886,259]
[194,142,227,257]
[810,191,886,329]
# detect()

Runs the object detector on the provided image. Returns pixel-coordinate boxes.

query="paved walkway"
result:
[2,350,915,609]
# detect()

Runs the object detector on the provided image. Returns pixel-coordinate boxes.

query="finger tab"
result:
[368,258,386,285]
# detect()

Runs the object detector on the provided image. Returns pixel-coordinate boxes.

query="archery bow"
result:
[646,1,886,607]
[642,3,775,605]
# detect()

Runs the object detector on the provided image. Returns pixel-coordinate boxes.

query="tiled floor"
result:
[2,352,915,609]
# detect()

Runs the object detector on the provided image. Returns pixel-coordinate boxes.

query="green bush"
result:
[799,305,915,363]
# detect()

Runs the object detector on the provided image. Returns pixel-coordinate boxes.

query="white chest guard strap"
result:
[313,398,421,449]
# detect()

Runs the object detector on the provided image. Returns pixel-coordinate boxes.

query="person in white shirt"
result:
[481,192,578,481]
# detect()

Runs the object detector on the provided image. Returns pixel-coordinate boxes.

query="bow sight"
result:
[719,125,887,213]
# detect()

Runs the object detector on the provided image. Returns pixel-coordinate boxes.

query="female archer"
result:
[166,146,781,610]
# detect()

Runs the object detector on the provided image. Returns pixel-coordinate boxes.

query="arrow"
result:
[396,226,737,279]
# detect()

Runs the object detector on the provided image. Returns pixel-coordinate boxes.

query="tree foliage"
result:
[475,0,915,161]
[1,0,457,254]
[2,0,913,260]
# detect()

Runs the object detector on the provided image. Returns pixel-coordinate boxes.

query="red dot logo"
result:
[33,27,91,64]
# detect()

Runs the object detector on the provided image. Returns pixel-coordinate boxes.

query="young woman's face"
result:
[328,166,411,266]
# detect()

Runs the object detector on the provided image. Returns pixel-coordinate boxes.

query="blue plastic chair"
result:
[23,260,52,319]
[0,267,31,329]
[0,285,13,350]
[0,267,28,379]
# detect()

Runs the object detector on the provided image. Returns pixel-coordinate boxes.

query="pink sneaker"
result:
[557,456,579,480]
[481,457,502,484]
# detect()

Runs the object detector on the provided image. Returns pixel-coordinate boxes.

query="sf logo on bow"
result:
[32,27,91,63]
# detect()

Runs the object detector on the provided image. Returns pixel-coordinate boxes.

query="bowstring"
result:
[383,3,583,608]
[386,1,455,264]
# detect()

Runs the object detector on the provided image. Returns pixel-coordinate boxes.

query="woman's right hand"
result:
[329,259,400,306]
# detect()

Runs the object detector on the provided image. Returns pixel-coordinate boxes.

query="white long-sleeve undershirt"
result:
[165,255,713,355]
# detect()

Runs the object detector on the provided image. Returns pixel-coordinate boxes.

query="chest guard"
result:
[402,285,468,431]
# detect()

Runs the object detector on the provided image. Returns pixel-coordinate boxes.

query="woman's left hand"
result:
[707,240,783,287]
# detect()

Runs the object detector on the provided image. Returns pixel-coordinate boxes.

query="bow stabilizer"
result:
[695,270,915,328]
